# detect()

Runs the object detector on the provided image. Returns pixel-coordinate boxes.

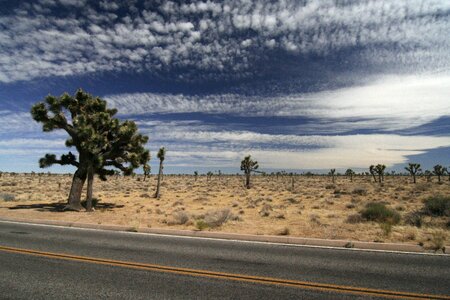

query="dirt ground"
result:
[0,173,449,249]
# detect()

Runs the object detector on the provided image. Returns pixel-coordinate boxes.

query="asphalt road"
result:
[0,221,449,299]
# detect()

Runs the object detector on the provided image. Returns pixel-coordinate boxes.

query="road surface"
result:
[0,220,449,299]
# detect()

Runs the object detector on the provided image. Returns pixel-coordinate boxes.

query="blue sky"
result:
[0,0,449,174]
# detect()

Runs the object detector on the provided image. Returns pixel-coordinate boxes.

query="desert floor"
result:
[0,174,449,249]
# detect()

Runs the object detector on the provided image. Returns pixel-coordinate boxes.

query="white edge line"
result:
[0,220,447,257]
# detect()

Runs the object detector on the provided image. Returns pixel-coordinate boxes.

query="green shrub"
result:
[195,220,208,231]
[423,195,450,216]
[361,202,400,224]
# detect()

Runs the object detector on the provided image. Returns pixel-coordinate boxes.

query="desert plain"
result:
[0,173,449,250]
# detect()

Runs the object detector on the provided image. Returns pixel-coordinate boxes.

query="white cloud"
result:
[2,114,449,170]
[156,133,450,169]
[0,0,448,82]
[106,74,450,131]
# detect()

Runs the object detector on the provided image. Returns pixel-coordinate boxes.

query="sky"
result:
[0,0,449,174]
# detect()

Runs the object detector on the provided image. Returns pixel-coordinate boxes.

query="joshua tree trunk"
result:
[378,174,382,184]
[413,174,416,184]
[66,168,86,211]
[371,173,376,182]
[245,172,250,189]
[155,161,163,198]
[86,167,94,212]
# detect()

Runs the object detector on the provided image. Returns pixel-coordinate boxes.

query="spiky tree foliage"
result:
[345,169,355,182]
[405,163,421,184]
[31,89,149,211]
[240,155,259,189]
[369,165,377,182]
[374,164,386,184]
[446,166,450,182]
[154,147,165,198]
[329,169,336,183]
[143,163,151,182]
[433,165,445,183]
[194,171,198,181]
[424,170,433,182]
[206,171,213,182]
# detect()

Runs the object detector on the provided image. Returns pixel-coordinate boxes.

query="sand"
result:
[0,173,448,249]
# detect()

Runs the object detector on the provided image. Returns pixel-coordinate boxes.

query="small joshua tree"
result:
[194,171,198,181]
[374,164,386,184]
[405,163,421,184]
[154,147,166,198]
[206,171,213,182]
[369,165,377,182]
[240,155,259,189]
[433,165,445,183]
[424,170,433,182]
[329,169,336,183]
[345,169,355,182]
[31,89,149,211]
[143,163,151,182]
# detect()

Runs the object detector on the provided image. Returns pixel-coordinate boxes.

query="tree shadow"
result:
[7,202,124,212]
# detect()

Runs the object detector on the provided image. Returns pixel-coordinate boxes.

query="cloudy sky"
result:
[0,0,449,174]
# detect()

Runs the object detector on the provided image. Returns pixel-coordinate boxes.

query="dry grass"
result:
[0,173,449,247]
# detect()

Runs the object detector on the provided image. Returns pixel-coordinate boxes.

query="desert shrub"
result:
[414,183,429,192]
[352,186,367,196]
[285,197,300,204]
[346,213,363,224]
[346,203,356,209]
[380,222,392,237]
[259,204,272,217]
[360,202,400,224]
[430,230,446,251]
[204,208,232,228]
[0,193,16,201]
[195,220,208,230]
[277,227,290,235]
[325,184,335,189]
[168,211,189,225]
[81,198,99,208]
[423,195,450,217]
[404,211,423,228]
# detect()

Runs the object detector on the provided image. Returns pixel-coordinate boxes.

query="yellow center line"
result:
[0,245,448,299]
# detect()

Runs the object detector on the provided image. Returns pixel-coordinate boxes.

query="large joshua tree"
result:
[31,89,149,211]
[154,147,165,198]
[405,163,421,184]
[433,165,446,183]
[240,155,259,189]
